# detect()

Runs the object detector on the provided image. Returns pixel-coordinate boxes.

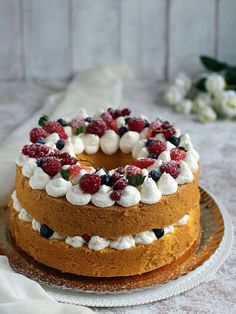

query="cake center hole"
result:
[77,150,134,170]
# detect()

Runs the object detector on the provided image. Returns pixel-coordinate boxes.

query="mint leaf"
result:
[195,77,207,91]
[73,126,85,135]
[200,55,226,72]
[127,174,145,187]
[60,168,69,181]
[38,115,48,127]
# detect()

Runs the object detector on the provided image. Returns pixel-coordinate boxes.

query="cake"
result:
[9,107,200,277]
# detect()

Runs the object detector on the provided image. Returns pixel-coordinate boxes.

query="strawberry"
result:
[132,158,156,169]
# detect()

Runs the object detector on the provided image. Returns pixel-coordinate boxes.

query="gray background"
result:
[0,0,236,82]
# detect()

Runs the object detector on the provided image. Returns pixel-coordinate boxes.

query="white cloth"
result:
[0,256,93,314]
[0,64,132,312]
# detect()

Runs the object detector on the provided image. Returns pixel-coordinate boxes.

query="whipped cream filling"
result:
[12,192,190,251]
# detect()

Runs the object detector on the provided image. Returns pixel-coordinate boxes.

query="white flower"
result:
[192,92,212,114]
[175,99,193,114]
[174,73,192,93]
[205,74,225,95]
[214,90,236,118]
[197,106,217,123]
[164,86,184,107]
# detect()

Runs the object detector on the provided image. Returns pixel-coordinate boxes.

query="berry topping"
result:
[125,165,142,176]
[115,167,125,174]
[35,137,46,145]
[61,156,77,166]
[101,112,118,132]
[170,148,186,162]
[148,153,159,159]
[168,136,180,147]
[149,169,162,182]
[118,126,128,136]
[56,139,65,150]
[153,228,164,239]
[86,119,106,137]
[121,108,131,116]
[128,118,145,133]
[82,234,91,242]
[60,165,93,181]
[40,224,54,239]
[101,174,113,186]
[22,144,49,158]
[160,161,180,179]
[30,128,47,143]
[84,117,92,123]
[57,118,67,126]
[42,156,61,177]
[79,174,101,194]
[125,117,131,124]
[113,178,128,191]
[145,139,153,147]
[110,190,121,201]
[132,158,155,169]
[111,172,122,183]
[146,121,162,138]
[144,119,150,127]
[148,140,166,155]
[36,157,45,168]
[40,117,68,140]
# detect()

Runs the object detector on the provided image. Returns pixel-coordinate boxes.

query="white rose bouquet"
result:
[164,55,236,123]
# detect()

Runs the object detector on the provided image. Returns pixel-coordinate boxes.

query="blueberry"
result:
[56,139,65,150]
[153,228,164,239]
[144,119,150,127]
[57,118,67,126]
[101,174,112,186]
[118,127,128,137]
[149,169,162,182]
[36,157,45,168]
[145,139,153,147]
[84,117,92,123]
[35,137,46,144]
[168,136,180,147]
[148,153,158,159]
[40,224,54,239]
[125,117,131,124]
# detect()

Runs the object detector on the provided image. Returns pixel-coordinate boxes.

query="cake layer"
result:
[9,203,200,277]
[16,165,200,238]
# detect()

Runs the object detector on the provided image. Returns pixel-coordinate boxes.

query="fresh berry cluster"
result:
[146,120,176,139]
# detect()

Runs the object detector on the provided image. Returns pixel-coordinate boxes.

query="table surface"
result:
[0,80,235,314]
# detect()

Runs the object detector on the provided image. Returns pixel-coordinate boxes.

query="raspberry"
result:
[82,234,91,242]
[101,112,118,132]
[132,158,155,169]
[128,118,145,133]
[22,144,49,158]
[126,165,142,176]
[162,126,176,139]
[113,178,128,191]
[43,121,68,140]
[110,190,121,201]
[160,161,180,179]
[148,140,166,155]
[146,121,162,138]
[170,148,186,162]
[30,128,47,143]
[121,108,131,116]
[86,119,106,137]
[42,157,61,176]
[79,174,101,194]
[113,109,122,119]
[61,156,77,166]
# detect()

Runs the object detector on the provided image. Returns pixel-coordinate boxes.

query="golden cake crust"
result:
[9,203,200,277]
[15,165,200,238]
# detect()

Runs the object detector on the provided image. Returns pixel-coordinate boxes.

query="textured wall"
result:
[0,0,235,81]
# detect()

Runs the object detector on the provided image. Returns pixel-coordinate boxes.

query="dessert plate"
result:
[0,187,233,307]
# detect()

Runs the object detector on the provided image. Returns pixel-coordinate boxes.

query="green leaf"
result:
[200,55,226,72]
[72,126,85,135]
[195,77,207,91]
[38,115,48,127]
[179,146,188,152]
[127,174,145,187]
[60,168,70,181]
[225,68,236,85]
